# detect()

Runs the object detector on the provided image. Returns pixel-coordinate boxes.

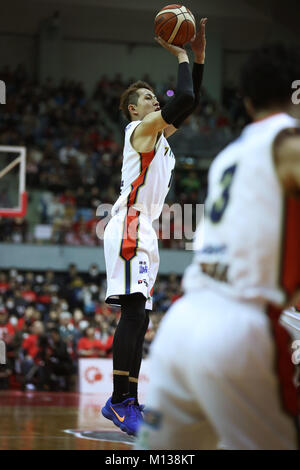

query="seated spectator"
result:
[10,218,28,243]
[44,309,59,332]
[94,317,113,358]
[0,307,15,342]
[72,308,85,348]
[21,283,38,303]
[58,311,75,343]
[87,264,102,284]
[77,326,105,358]
[48,195,65,224]
[75,187,92,221]
[0,273,10,295]
[44,327,73,391]
[21,320,45,390]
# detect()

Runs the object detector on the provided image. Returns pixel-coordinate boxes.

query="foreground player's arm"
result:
[131,43,194,153]
[274,128,300,192]
[165,18,207,139]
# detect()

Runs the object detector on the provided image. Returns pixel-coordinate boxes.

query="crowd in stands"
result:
[0,264,182,391]
[0,64,248,247]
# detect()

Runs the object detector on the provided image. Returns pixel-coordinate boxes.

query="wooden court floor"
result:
[0,391,135,450]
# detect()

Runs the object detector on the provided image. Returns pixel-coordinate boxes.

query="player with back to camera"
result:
[101,20,208,436]
[136,43,300,450]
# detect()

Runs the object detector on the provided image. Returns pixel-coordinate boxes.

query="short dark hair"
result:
[240,43,300,111]
[120,81,154,121]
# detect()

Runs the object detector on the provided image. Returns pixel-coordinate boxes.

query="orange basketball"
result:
[154,4,196,47]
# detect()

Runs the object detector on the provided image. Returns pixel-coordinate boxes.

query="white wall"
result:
[0,33,223,100]
[62,37,222,99]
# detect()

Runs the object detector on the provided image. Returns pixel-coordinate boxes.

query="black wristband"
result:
[161,62,194,125]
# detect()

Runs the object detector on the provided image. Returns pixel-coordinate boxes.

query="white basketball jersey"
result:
[183,113,300,306]
[111,121,175,221]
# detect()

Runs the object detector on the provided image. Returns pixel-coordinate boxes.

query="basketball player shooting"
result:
[136,43,300,450]
[101,20,207,436]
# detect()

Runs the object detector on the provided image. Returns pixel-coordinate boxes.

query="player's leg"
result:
[102,210,153,434]
[129,226,159,405]
[128,309,150,404]
[102,290,148,436]
[112,292,147,404]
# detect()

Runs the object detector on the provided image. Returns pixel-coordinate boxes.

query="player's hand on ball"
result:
[154,36,187,58]
[191,17,207,63]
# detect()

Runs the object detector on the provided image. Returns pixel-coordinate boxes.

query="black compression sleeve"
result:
[161,61,195,125]
[172,63,204,129]
[193,63,204,101]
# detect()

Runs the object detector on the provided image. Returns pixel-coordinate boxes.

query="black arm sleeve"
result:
[161,61,195,125]
[172,63,204,129]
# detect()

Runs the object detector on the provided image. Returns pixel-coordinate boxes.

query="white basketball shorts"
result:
[135,288,299,450]
[104,207,159,310]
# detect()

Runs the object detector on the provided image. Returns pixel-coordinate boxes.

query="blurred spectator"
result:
[0,266,182,390]
[45,327,73,391]
[21,320,45,390]
[0,308,15,342]
[0,65,248,248]
[94,316,113,357]
[77,326,106,358]
[58,311,75,344]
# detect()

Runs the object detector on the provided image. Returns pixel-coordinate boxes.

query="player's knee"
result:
[121,293,147,325]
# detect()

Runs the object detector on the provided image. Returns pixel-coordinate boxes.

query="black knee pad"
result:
[120,293,146,325]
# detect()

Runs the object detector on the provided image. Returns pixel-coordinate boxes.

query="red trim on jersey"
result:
[266,196,300,417]
[279,197,300,297]
[120,208,140,262]
[127,150,155,207]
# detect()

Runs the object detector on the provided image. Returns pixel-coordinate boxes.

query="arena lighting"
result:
[166,89,175,97]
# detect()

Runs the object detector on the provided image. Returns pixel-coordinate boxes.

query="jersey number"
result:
[209,164,237,223]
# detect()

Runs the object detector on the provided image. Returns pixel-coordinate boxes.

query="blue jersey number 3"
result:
[209,164,237,223]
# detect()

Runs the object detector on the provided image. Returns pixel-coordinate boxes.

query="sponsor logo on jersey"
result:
[139,266,148,274]
[139,262,148,274]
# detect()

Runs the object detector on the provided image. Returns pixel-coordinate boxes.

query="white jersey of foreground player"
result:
[183,112,297,305]
[135,113,300,450]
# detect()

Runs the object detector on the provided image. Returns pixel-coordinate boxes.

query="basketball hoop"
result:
[0,146,27,218]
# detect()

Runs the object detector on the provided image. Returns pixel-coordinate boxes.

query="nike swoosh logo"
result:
[110,406,125,422]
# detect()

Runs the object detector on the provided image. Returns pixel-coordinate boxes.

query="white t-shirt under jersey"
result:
[111,121,176,221]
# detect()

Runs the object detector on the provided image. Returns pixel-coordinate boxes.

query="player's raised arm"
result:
[274,128,300,192]
[165,18,207,138]
[131,40,194,152]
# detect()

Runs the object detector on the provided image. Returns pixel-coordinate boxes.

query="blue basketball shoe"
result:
[101,396,144,436]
